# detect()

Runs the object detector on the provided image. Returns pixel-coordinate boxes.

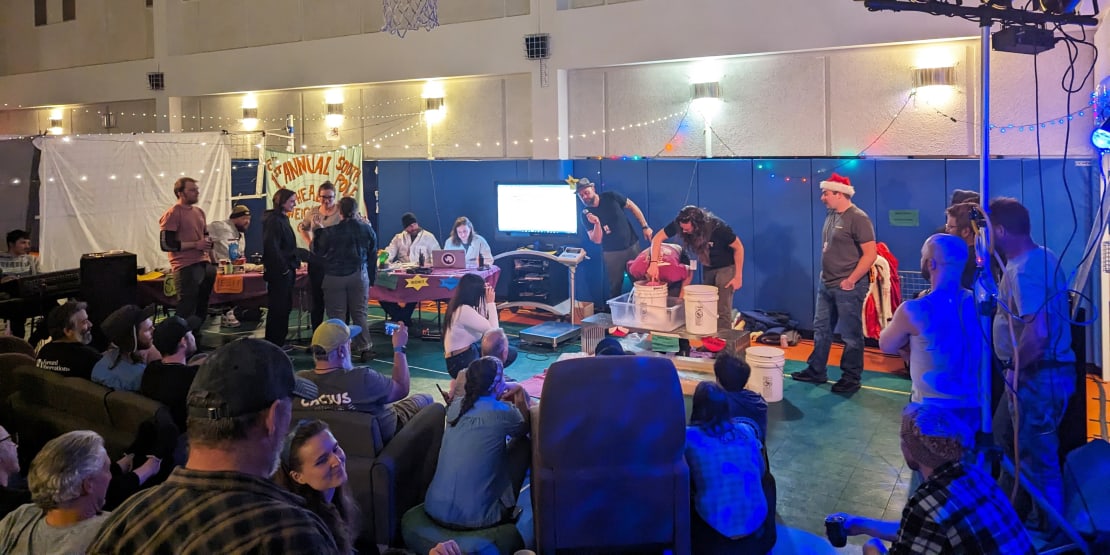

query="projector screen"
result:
[497,183,578,235]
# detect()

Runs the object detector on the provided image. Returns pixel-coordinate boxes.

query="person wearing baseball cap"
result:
[140,315,202,432]
[381,211,441,327]
[207,204,252,328]
[88,338,339,554]
[574,176,653,302]
[792,173,876,394]
[296,319,433,446]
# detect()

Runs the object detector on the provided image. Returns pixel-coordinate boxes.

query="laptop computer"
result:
[432,250,467,269]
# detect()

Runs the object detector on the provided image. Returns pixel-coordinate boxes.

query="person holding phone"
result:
[442,274,516,380]
[423,357,531,531]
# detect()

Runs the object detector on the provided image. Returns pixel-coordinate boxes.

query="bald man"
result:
[448,328,517,401]
[879,234,982,433]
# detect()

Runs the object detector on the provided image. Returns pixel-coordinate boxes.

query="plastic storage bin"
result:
[606,293,685,332]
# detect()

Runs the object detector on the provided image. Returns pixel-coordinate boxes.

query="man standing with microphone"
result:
[575,177,652,302]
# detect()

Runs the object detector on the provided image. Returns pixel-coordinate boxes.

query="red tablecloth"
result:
[370,266,500,304]
[138,268,310,308]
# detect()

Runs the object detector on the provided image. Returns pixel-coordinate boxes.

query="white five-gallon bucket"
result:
[745,345,786,402]
[632,280,668,308]
[683,285,718,335]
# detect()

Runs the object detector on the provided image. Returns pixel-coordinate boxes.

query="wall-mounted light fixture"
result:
[912,66,957,89]
[241,94,259,131]
[102,107,116,130]
[422,81,446,159]
[688,61,723,158]
[48,108,64,135]
[911,64,957,105]
[324,89,344,140]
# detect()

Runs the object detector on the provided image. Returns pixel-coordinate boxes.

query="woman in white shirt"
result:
[444,217,493,268]
[443,273,511,378]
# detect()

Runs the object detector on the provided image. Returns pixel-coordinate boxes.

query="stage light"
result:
[1090,119,1110,150]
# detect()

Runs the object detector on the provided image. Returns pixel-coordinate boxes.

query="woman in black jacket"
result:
[311,197,377,360]
[263,189,300,348]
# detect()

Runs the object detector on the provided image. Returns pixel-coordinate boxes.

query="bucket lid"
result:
[746,346,785,358]
[685,285,717,294]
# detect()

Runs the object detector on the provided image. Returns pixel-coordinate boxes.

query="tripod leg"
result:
[997,456,1090,554]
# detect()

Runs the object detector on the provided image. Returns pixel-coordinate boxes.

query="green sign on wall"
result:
[888,210,920,227]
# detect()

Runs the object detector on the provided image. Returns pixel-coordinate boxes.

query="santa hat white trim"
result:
[820,178,855,197]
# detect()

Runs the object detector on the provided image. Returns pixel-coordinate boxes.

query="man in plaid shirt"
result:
[833,404,1033,554]
[87,338,339,554]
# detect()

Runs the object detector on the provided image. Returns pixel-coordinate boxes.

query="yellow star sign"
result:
[405,274,430,291]
[565,175,579,189]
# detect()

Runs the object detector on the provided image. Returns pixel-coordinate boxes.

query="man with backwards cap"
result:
[207,204,253,328]
[296,319,433,446]
[381,212,441,327]
[88,338,339,554]
[828,404,1033,555]
[792,173,876,394]
[575,176,652,302]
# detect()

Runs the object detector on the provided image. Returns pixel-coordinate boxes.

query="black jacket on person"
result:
[262,209,299,279]
[312,218,377,283]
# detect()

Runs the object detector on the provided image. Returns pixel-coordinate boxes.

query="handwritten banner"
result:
[262,146,365,249]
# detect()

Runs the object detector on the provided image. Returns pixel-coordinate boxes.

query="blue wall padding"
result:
[230,160,265,260]
[749,159,815,325]
[358,157,1098,331]
[698,160,753,313]
[1022,159,1094,278]
[875,159,948,274]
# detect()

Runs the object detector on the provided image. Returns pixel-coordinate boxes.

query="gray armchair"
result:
[292,402,445,548]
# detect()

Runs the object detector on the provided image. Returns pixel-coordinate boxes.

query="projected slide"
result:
[497,184,578,234]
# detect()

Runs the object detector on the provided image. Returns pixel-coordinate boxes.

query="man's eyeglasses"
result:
[0,433,18,445]
[320,195,335,200]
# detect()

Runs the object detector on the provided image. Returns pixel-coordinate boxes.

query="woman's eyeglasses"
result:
[0,433,18,445]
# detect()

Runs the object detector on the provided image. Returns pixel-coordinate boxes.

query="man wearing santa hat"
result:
[792,173,876,394]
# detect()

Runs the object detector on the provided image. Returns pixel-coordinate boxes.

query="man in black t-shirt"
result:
[576,178,653,301]
[140,316,200,433]
[35,301,100,380]
[648,206,744,331]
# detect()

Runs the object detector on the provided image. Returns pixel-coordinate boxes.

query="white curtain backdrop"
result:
[37,132,231,272]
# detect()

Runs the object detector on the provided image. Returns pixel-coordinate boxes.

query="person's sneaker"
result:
[356,348,377,363]
[831,379,861,393]
[791,368,828,384]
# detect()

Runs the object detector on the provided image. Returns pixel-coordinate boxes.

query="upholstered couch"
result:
[0,362,178,466]
[292,402,446,548]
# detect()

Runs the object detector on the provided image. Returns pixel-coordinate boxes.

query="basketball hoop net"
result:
[382,0,439,38]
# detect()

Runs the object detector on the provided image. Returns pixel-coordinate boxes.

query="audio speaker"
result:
[81,250,138,327]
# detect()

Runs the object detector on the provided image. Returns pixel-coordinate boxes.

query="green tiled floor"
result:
[202,307,912,553]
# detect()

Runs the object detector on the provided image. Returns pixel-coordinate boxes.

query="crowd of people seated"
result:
[0,181,1085,553]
